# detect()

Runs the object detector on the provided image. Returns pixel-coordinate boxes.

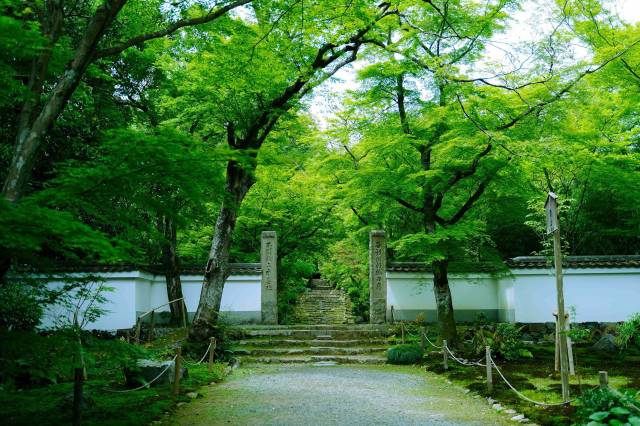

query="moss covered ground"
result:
[421,342,640,425]
[0,329,227,425]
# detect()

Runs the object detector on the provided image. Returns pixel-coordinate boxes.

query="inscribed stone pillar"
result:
[369,230,387,324]
[260,231,278,324]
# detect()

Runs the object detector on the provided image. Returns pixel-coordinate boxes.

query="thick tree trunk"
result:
[160,216,186,325]
[189,159,255,341]
[2,0,127,203]
[432,259,458,345]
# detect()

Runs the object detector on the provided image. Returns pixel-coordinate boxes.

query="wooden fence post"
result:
[565,314,575,375]
[401,321,405,344]
[554,313,560,371]
[208,337,216,372]
[135,316,142,344]
[443,340,448,371]
[148,310,155,343]
[420,326,426,351]
[599,371,609,389]
[181,301,187,329]
[72,367,83,426]
[486,346,493,393]
[173,346,182,396]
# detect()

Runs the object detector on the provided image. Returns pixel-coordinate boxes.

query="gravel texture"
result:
[165,365,514,426]
[163,365,514,425]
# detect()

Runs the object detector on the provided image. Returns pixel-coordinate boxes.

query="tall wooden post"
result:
[420,326,426,351]
[261,231,278,325]
[546,192,570,402]
[369,230,387,324]
[72,367,83,426]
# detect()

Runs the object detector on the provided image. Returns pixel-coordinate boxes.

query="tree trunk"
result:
[160,216,186,325]
[432,259,458,345]
[189,159,255,341]
[2,0,127,204]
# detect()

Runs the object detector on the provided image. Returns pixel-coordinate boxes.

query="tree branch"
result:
[93,0,252,59]
[380,191,421,212]
[350,206,369,225]
[444,179,489,225]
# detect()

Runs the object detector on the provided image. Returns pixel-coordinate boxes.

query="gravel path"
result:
[166,365,514,426]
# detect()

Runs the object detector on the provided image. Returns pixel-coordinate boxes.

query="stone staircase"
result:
[290,279,356,324]
[227,324,391,365]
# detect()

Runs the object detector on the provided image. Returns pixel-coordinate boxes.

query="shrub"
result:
[0,281,44,331]
[577,387,640,425]
[616,313,640,350]
[387,344,423,365]
[470,323,532,360]
[0,330,151,388]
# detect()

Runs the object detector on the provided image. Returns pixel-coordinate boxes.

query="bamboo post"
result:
[565,314,575,375]
[401,321,405,344]
[420,326,426,351]
[135,317,142,344]
[208,337,216,371]
[173,346,182,395]
[148,310,155,343]
[443,340,448,371]
[599,371,609,389]
[486,346,493,393]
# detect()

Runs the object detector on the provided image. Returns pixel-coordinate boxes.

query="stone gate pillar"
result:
[261,231,278,324]
[369,230,387,324]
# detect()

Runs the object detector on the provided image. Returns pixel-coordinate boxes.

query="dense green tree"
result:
[164,0,398,338]
[0,0,250,278]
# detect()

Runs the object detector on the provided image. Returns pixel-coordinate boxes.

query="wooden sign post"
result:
[545,192,570,402]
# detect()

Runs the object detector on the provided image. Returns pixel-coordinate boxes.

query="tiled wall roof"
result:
[387,256,640,272]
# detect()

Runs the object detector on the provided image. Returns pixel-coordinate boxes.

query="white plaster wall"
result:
[219,275,262,312]
[386,272,499,311]
[39,271,262,331]
[497,278,515,322]
[145,274,262,314]
[389,268,640,323]
[508,268,640,323]
[40,273,143,330]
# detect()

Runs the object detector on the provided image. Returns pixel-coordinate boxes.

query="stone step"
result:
[242,330,388,339]
[229,324,389,331]
[238,354,387,365]
[233,338,390,347]
[233,346,386,356]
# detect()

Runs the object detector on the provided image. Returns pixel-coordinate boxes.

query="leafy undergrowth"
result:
[421,342,640,426]
[0,330,228,425]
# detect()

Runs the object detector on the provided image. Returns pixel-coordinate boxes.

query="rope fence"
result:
[184,341,213,366]
[416,328,590,407]
[393,322,611,408]
[101,337,216,394]
[488,353,577,406]
[102,355,178,393]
